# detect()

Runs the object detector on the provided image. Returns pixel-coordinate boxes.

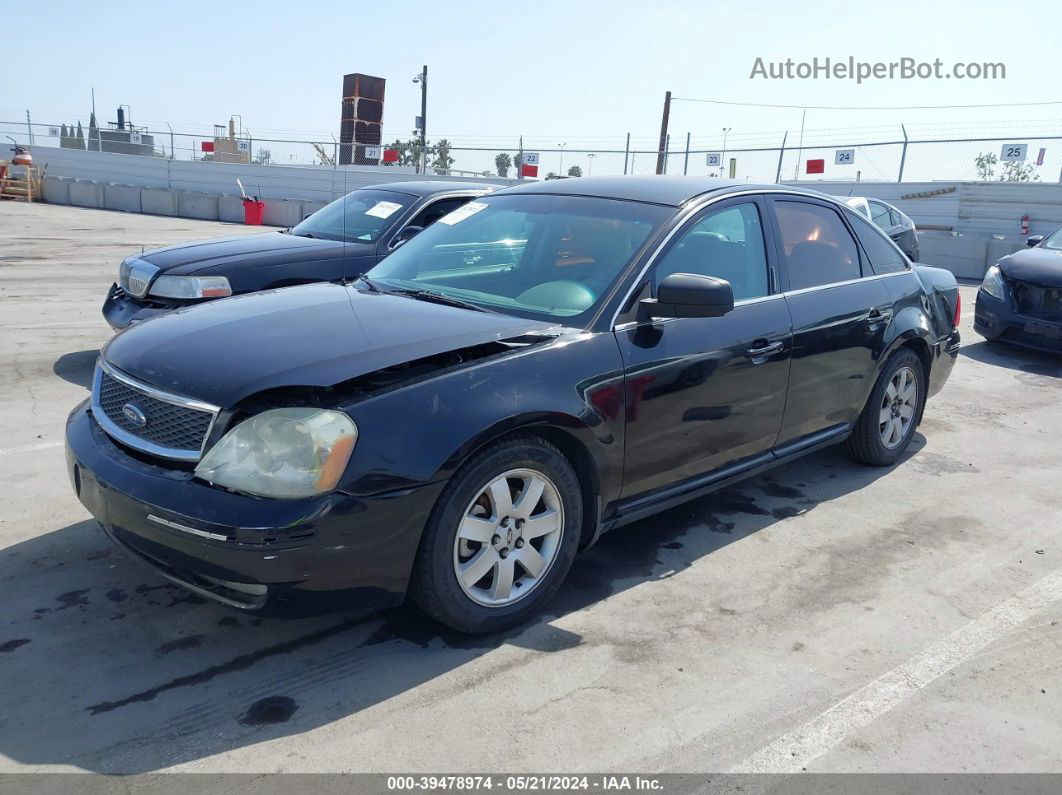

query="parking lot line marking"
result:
[730,566,1062,774]
[0,441,62,455]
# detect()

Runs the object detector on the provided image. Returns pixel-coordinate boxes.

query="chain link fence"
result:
[4,116,1062,184]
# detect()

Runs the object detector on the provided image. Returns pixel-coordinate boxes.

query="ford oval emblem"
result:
[122,403,148,428]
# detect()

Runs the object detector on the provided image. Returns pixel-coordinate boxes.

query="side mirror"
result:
[640,273,734,319]
[391,225,424,249]
[303,212,314,221]
[1027,235,1044,247]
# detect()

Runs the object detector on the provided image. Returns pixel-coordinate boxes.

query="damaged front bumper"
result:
[65,400,444,616]
[975,287,1062,353]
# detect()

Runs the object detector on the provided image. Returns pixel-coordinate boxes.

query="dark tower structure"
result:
[339,73,386,166]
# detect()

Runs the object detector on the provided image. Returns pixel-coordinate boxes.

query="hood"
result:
[140,232,375,277]
[103,282,559,408]
[998,246,1062,287]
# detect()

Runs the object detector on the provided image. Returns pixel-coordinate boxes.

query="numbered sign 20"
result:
[835,149,855,165]
[1000,144,1028,162]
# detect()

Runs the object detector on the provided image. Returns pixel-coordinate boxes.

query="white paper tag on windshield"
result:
[364,200,403,220]
[439,201,488,225]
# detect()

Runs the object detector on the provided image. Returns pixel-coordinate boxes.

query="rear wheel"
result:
[843,349,925,466]
[410,436,582,634]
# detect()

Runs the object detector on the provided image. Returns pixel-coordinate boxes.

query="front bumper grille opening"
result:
[1009,280,1062,321]
[91,363,219,461]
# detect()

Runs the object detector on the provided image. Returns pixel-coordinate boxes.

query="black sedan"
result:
[67,177,960,633]
[975,228,1062,352]
[102,180,500,330]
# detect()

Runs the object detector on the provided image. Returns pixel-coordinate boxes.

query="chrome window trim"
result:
[91,359,221,462]
[609,188,912,330]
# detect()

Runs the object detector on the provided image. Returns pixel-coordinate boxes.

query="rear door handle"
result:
[745,341,784,361]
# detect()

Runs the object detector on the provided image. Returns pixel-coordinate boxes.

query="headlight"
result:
[981,265,1007,301]
[195,408,357,499]
[149,275,232,299]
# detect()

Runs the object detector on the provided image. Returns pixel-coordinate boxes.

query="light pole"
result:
[558,142,567,176]
[721,127,732,177]
[586,152,595,176]
[413,65,428,173]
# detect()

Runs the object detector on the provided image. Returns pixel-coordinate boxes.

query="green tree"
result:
[495,152,512,177]
[75,121,86,150]
[432,139,454,174]
[567,165,582,177]
[975,152,997,181]
[1000,160,1040,182]
[253,148,272,165]
[60,123,70,148]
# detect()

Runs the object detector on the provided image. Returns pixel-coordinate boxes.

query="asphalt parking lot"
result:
[1,201,1060,775]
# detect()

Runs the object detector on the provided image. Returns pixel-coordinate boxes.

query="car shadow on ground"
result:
[0,438,923,773]
[52,350,100,390]
[960,340,1062,379]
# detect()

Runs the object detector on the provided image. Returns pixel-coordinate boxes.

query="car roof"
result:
[491,175,826,207]
[361,180,505,198]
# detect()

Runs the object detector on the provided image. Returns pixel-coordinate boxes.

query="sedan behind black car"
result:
[68,177,960,633]
[976,227,1062,352]
[102,180,500,330]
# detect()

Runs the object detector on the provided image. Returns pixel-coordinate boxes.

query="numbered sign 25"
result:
[835,149,855,165]
[1000,144,1028,162]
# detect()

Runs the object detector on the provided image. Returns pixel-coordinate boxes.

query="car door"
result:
[768,196,893,446]
[615,197,793,499]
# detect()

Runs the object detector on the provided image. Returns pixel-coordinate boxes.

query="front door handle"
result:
[745,341,784,362]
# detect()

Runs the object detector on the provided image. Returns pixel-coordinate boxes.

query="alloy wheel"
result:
[452,468,564,607]
[879,365,917,449]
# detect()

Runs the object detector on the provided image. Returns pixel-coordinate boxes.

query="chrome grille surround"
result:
[119,258,160,299]
[90,359,221,462]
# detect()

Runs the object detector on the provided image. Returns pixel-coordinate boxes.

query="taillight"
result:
[953,292,961,328]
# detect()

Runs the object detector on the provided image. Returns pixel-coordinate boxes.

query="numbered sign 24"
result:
[835,149,855,165]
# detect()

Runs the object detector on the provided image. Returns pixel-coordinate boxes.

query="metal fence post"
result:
[623,133,630,175]
[898,124,908,183]
[775,131,787,183]
[683,132,690,175]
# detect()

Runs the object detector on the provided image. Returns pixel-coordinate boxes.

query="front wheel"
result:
[410,436,583,634]
[843,349,925,466]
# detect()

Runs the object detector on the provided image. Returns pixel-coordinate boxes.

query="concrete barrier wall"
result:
[103,184,142,213]
[68,181,104,209]
[177,192,220,221]
[140,187,177,217]
[42,176,70,205]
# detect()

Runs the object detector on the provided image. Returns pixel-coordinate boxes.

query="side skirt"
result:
[601,424,850,533]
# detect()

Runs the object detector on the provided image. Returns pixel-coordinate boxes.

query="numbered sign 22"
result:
[1000,144,1028,162]
[521,152,540,166]
[835,149,855,165]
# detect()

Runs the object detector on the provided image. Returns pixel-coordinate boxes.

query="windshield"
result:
[291,189,415,243]
[365,194,671,321]
[1042,227,1062,250]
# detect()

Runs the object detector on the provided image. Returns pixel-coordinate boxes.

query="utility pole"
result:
[721,127,731,175]
[793,109,806,180]
[683,131,691,175]
[26,110,34,145]
[415,65,428,174]
[623,132,630,175]
[518,136,524,180]
[655,90,671,175]
[558,142,567,175]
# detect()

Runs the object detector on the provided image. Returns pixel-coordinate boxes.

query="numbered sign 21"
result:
[835,149,855,165]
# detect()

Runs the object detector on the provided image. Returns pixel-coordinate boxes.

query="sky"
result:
[3,0,1061,180]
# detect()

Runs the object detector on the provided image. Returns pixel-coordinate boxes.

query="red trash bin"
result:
[242,198,265,225]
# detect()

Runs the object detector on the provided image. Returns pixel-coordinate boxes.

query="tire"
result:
[843,348,925,466]
[410,435,583,634]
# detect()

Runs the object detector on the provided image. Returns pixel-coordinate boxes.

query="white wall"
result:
[32,147,514,202]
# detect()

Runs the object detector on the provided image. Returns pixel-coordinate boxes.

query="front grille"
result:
[119,259,159,298]
[1010,279,1062,320]
[92,364,218,460]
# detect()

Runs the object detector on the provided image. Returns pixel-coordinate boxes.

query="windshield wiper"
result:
[356,275,382,292]
[388,288,492,313]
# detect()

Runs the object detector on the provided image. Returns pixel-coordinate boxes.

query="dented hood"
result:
[102,282,558,407]
[998,246,1062,288]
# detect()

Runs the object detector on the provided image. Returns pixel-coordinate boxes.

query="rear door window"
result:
[869,201,892,229]
[772,201,861,290]
[849,213,908,274]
